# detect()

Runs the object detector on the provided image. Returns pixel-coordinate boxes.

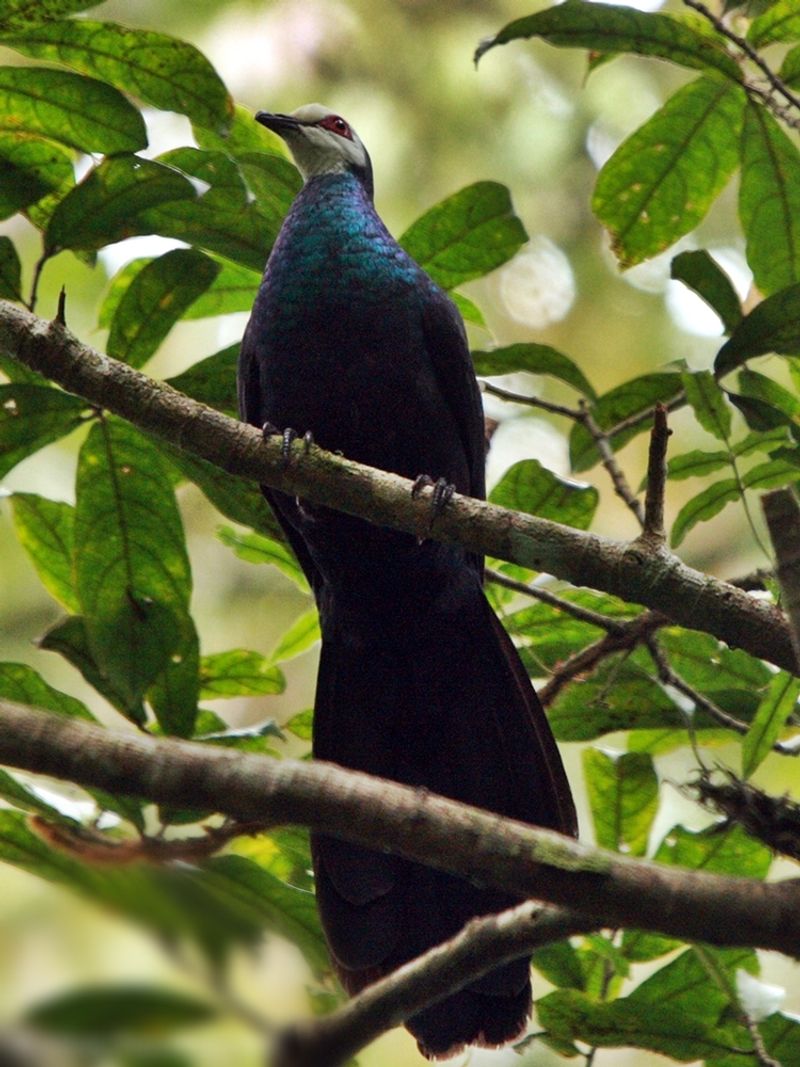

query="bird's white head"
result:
[255,103,373,197]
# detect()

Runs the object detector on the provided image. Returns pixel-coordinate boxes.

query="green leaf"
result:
[583,749,658,856]
[670,250,741,334]
[715,281,800,374]
[749,0,800,45]
[451,290,486,328]
[182,260,260,320]
[0,661,94,720]
[666,448,730,480]
[654,822,772,877]
[74,419,192,714]
[0,1,100,31]
[0,133,73,230]
[106,249,220,369]
[199,650,285,699]
[400,181,527,289]
[0,235,20,299]
[164,344,239,417]
[216,525,309,593]
[658,629,772,694]
[472,342,596,398]
[532,940,586,991]
[0,766,70,820]
[144,148,275,272]
[193,102,286,157]
[26,986,215,1036]
[45,155,196,255]
[593,77,743,268]
[490,459,598,530]
[285,708,313,741]
[475,2,742,80]
[10,493,77,611]
[0,383,86,477]
[627,946,756,1019]
[270,608,321,664]
[0,66,145,153]
[236,151,303,231]
[670,478,739,547]
[740,103,800,296]
[3,20,233,133]
[728,390,791,431]
[569,373,683,472]
[147,614,200,738]
[743,672,800,777]
[737,366,800,428]
[682,370,731,440]
[742,456,800,490]
[779,42,800,85]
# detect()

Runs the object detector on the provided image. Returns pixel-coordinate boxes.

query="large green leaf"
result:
[26,986,215,1037]
[74,419,192,716]
[0,1,100,31]
[670,478,739,548]
[740,103,800,296]
[182,261,261,321]
[0,383,86,478]
[0,65,145,153]
[682,370,731,441]
[593,77,743,267]
[199,650,285,699]
[147,613,200,739]
[106,249,220,369]
[216,525,309,592]
[743,672,800,777]
[270,607,321,664]
[748,0,800,46]
[475,2,742,81]
[0,132,74,230]
[45,155,196,254]
[670,250,741,334]
[738,367,800,428]
[164,343,239,417]
[400,181,527,289]
[583,749,658,856]
[0,661,94,720]
[10,493,77,611]
[715,282,800,374]
[236,151,302,231]
[472,342,596,398]
[490,458,598,529]
[3,20,233,133]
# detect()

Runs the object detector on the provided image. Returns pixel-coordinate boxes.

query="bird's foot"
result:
[412,474,455,537]
[262,422,314,468]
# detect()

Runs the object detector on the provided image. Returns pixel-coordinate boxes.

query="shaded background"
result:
[0,0,792,1064]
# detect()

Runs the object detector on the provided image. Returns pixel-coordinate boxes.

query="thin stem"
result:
[641,403,670,543]
[486,568,628,634]
[480,379,582,419]
[579,402,645,526]
[27,251,49,314]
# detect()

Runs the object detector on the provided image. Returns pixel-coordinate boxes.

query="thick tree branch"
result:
[2,700,800,959]
[1,299,795,672]
[275,903,595,1067]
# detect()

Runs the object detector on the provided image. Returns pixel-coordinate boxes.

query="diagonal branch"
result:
[2,699,800,959]
[1,299,796,672]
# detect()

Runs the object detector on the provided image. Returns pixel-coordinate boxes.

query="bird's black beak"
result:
[255,111,302,138]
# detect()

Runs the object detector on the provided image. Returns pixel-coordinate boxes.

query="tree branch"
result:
[2,699,800,959]
[1,299,796,672]
[274,903,595,1067]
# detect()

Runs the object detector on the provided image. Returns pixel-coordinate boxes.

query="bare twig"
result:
[691,767,800,862]
[579,401,645,526]
[480,379,581,419]
[641,404,670,543]
[762,489,800,673]
[485,568,628,634]
[273,903,595,1067]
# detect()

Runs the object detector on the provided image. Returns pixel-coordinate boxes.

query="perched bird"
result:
[238,103,577,1059]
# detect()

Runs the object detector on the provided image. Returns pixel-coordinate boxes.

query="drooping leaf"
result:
[583,749,658,856]
[3,20,233,133]
[0,661,94,720]
[26,986,215,1036]
[216,525,309,592]
[593,77,744,268]
[742,672,800,777]
[400,181,527,289]
[670,250,741,334]
[682,370,731,441]
[106,249,220,369]
[670,477,739,548]
[270,607,321,664]
[0,234,21,300]
[472,342,596,398]
[74,419,192,714]
[665,449,729,480]
[748,0,800,45]
[715,281,800,374]
[737,366,800,428]
[0,383,86,478]
[569,373,683,472]
[45,155,196,254]
[0,66,145,153]
[10,493,77,611]
[490,459,598,530]
[0,1,100,31]
[199,650,285,699]
[164,344,239,417]
[475,2,742,80]
[740,102,800,296]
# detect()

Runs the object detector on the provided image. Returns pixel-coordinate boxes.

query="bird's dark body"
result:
[240,165,576,1057]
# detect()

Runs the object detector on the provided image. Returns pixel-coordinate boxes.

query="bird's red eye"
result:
[318,115,353,140]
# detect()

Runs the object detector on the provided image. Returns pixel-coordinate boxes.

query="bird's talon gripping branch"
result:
[412,474,455,533]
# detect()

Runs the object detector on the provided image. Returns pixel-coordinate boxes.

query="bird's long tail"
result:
[311,568,576,1058]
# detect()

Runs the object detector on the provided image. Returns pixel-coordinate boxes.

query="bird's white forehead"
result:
[289,102,339,123]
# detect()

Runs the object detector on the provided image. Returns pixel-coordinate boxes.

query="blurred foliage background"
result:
[0,0,794,1065]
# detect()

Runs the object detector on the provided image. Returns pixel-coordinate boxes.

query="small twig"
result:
[480,379,582,419]
[762,489,800,673]
[641,404,671,543]
[54,286,66,327]
[744,1013,784,1067]
[579,402,645,526]
[538,611,666,706]
[272,902,595,1067]
[486,568,629,634]
[26,251,49,314]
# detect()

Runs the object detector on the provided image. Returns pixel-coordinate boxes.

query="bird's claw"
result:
[261,423,314,469]
[412,474,455,536]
